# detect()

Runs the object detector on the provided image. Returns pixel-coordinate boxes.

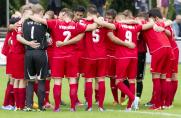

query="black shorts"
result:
[137,52,146,80]
[24,50,48,81]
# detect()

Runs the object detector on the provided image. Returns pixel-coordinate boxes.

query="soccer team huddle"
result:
[1,3,179,112]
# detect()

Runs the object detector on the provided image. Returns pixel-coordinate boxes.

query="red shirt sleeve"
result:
[47,19,57,29]
[76,22,87,34]
[135,25,142,32]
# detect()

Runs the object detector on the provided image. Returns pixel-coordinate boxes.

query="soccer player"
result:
[80,6,110,111]
[142,8,173,110]
[73,5,86,106]
[17,4,49,111]
[135,12,148,101]
[103,9,118,105]
[43,10,55,109]
[164,25,179,108]
[94,11,154,111]
[1,13,21,110]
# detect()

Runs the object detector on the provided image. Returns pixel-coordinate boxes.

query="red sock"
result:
[152,78,161,107]
[45,80,50,103]
[160,79,168,106]
[127,83,135,108]
[69,84,78,109]
[110,79,118,103]
[53,85,61,110]
[165,81,172,106]
[150,78,159,105]
[34,82,38,96]
[14,88,20,108]
[18,88,26,109]
[116,81,134,108]
[98,81,105,108]
[85,82,92,108]
[95,89,99,102]
[75,83,80,103]
[170,80,178,105]
[3,84,13,106]
[9,89,15,106]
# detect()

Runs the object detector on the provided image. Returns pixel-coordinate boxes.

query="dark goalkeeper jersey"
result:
[22,19,48,50]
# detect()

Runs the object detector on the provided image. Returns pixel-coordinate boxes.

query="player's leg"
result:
[69,78,78,111]
[96,59,107,111]
[108,57,118,104]
[51,57,64,112]
[116,59,138,110]
[18,80,26,110]
[83,59,96,111]
[24,50,36,111]
[136,52,146,99]
[13,79,20,109]
[94,78,99,103]
[35,50,49,111]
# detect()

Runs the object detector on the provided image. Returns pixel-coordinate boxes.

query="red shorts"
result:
[11,53,24,79]
[82,58,108,78]
[107,56,116,77]
[151,47,172,74]
[76,51,83,74]
[116,58,137,79]
[47,50,53,69]
[6,53,13,75]
[167,48,179,77]
[51,56,78,78]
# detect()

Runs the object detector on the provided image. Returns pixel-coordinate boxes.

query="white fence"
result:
[0,38,181,65]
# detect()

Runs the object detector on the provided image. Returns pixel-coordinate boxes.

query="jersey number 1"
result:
[31,26,35,39]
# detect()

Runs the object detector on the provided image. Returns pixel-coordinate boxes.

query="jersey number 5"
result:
[125,30,132,43]
[63,31,71,42]
[92,29,100,43]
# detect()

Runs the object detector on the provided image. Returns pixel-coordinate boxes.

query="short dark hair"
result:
[123,9,133,18]
[148,8,163,19]
[87,6,97,15]
[74,5,86,13]
[105,9,117,19]
[137,12,149,19]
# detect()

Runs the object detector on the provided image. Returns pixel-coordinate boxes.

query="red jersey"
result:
[47,19,87,57]
[142,21,171,54]
[138,20,147,53]
[75,19,86,52]
[81,19,107,59]
[1,31,12,56]
[10,23,25,54]
[165,26,178,50]
[114,23,142,58]
[105,28,117,57]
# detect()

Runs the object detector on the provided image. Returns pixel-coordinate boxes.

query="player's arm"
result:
[94,17,116,30]
[85,23,98,31]
[164,20,172,27]
[164,28,171,36]
[17,34,40,48]
[56,33,85,47]
[141,21,154,30]
[29,15,47,25]
[107,32,135,49]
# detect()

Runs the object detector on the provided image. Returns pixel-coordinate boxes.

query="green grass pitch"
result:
[0,64,180,118]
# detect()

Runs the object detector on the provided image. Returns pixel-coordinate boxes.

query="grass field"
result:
[0,64,180,118]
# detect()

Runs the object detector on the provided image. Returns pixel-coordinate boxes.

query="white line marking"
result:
[60,108,181,117]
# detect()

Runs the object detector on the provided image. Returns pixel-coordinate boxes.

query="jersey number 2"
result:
[63,31,71,42]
